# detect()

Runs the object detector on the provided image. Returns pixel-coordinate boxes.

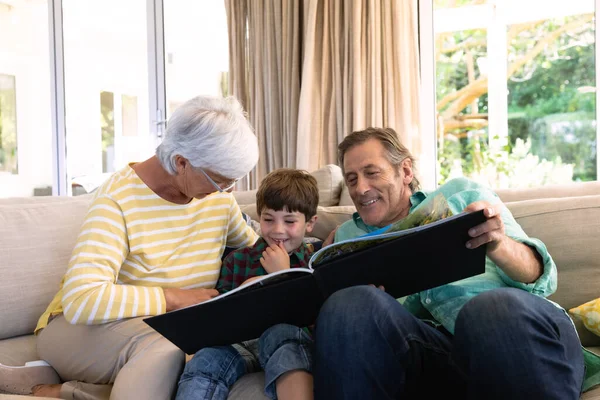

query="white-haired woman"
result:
[0,96,260,400]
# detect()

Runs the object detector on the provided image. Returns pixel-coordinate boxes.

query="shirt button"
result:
[425,298,432,305]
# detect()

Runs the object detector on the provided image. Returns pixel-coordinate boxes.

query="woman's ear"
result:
[174,155,187,175]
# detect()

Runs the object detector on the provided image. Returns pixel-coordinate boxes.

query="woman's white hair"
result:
[156,95,258,178]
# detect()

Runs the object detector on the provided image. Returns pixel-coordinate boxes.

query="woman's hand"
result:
[163,288,220,312]
[260,241,290,274]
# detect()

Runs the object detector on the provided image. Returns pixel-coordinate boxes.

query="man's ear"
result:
[401,158,414,186]
[305,215,318,234]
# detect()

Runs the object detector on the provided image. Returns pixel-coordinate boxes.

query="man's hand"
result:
[463,201,507,255]
[463,200,543,283]
[164,288,220,312]
[260,241,290,273]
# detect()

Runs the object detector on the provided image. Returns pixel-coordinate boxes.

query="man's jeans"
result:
[176,324,313,400]
[314,286,584,400]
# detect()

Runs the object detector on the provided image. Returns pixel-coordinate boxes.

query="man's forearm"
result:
[488,237,544,284]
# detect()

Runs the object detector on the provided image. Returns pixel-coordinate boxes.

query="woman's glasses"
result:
[198,168,238,192]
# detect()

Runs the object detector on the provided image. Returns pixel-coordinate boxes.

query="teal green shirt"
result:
[335,177,599,392]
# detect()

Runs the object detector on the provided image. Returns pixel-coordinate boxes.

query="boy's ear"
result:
[304,215,318,234]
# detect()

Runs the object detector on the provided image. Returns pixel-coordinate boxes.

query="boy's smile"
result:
[259,208,317,253]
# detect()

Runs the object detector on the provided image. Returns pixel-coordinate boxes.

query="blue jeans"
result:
[313,286,584,400]
[176,324,314,400]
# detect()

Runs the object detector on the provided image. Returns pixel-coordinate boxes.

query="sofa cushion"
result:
[311,206,356,241]
[0,195,93,340]
[341,179,600,207]
[338,183,354,207]
[232,189,258,206]
[506,195,600,347]
[496,180,600,203]
[233,165,344,207]
[310,164,344,207]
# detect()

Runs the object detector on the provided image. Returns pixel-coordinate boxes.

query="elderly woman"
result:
[1,95,260,399]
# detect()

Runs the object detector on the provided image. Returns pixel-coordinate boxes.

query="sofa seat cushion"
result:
[0,195,93,340]
[0,335,43,396]
[0,335,37,367]
[228,372,267,400]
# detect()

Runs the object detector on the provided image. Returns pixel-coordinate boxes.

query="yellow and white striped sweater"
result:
[35,165,258,332]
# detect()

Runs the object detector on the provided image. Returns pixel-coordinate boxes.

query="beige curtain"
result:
[225,0,303,190]
[226,0,421,187]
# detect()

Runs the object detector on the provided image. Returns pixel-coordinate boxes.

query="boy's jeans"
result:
[176,324,314,400]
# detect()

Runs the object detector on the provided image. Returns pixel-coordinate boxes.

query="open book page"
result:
[309,194,453,268]
[175,268,314,311]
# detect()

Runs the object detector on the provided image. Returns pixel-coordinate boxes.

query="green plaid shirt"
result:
[216,237,314,294]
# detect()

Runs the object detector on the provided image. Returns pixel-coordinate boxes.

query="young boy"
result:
[176,168,319,400]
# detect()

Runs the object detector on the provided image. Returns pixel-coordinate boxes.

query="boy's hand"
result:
[260,241,290,273]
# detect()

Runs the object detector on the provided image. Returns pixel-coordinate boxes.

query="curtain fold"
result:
[226,0,302,190]
[226,0,421,187]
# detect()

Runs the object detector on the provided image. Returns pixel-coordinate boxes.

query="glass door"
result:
[163,0,229,119]
[0,0,54,197]
[62,0,157,195]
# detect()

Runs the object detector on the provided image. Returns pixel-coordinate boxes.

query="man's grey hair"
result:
[156,95,258,178]
[338,127,421,192]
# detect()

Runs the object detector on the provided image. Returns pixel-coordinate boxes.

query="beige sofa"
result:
[1,164,600,399]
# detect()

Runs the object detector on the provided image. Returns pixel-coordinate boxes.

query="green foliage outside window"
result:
[435,8,596,188]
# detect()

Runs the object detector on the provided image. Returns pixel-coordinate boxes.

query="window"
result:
[431,0,596,188]
[0,74,17,174]
[163,0,229,119]
[100,91,115,173]
[63,0,155,194]
[1,1,234,197]
[0,0,54,197]
[122,94,139,137]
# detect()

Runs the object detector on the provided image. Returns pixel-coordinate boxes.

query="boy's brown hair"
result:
[256,168,319,220]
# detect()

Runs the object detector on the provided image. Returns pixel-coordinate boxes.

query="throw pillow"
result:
[569,298,600,337]
[310,164,344,206]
